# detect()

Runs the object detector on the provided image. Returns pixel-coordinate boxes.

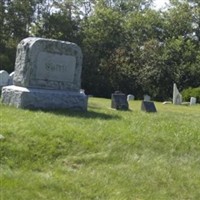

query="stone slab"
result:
[144,95,151,101]
[13,37,82,91]
[0,70,9,86]
[190,97,196,106]
[111,93,129,110]
[141,100,157,112]
[1,85,88,111]
[173,83,182,105]
[127,94,134,101]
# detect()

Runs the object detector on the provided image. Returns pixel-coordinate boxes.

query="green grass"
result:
[1,98,200,200]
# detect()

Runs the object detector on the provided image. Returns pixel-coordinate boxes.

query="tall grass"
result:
[1,98,200,199]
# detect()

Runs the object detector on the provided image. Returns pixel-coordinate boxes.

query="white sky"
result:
[153,0,170,9]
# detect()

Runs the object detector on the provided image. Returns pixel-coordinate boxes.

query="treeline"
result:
[0,0,200,100]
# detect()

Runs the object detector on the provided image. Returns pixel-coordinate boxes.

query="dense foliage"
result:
[0,0,200,100]
[181,87,200,102]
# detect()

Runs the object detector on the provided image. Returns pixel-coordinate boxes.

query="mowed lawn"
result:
[0,98,200,200]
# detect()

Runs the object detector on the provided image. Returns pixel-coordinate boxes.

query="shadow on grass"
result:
[43,109,121,120]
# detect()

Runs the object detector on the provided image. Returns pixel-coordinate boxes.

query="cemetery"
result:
[0,0,200,198]
[1,95,200,199]
[0,36,199,199]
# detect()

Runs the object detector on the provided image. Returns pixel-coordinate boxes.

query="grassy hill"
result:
[1,98,200,200]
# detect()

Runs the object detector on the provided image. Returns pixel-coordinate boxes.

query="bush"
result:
[181,87,200,103]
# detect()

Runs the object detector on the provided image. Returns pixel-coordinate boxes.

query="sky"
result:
[153,0,170,10]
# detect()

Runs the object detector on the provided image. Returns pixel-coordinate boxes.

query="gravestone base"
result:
[2,85,88,111]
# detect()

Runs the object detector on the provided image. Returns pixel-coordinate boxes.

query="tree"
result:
[81,5,125,96]
[0,0,43,72]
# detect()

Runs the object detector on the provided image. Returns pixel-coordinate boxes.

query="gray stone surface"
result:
[0,70,9,86]
[127,94,134,101]
[1,37,88,111]
[141,100,157,112]
[144,94,151,101]
[13,37,82,91]
[2,85,87,110]
[173,83,182,105]
[190,97,196,106]
[111,92,129,110]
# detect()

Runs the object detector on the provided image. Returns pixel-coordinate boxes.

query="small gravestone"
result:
[1,37,88,110]
[190,97,196,106]
[111,92,129,110]
[0,70,9,87]
[173,83,182,105]
[141,100,157,112]
[127,94,134,101]
[144,94,151,101]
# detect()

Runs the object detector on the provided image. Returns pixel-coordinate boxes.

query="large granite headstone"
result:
[1,37,88,110]
[111,92,129,110]
[141,100,157,112]
[173,83,182,105]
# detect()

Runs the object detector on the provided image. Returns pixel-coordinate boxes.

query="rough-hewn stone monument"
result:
[173,83,182,105]
[1,37,88,110]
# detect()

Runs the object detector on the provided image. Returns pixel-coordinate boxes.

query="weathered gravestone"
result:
[0,70,9,95]
[141,100,157,112]
[173,83,182,105]
[144,94,151,101]
[127,94,135,101]
[111,91,129,110]
[0,70,9,87]
[1,37,88,110]
[190,97,197,106]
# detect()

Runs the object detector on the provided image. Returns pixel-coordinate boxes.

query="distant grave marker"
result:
[0,70,9,87]
[173,83,182,105]
[144,94,151,101]
[141,100,157,112]
[127,94,135,101]
[111,92,129,110]
[190,97,196,106]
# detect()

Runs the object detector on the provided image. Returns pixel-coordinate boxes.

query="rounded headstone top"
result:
[127,94,135,101]
[13,37,83,91]
[0,70,9,86]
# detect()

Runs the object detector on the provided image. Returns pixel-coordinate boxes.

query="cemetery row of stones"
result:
[1,70,198,103]
[0,37,199,112]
